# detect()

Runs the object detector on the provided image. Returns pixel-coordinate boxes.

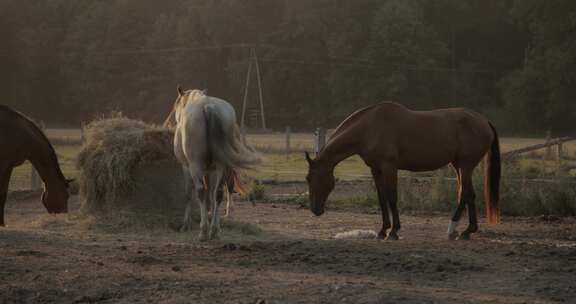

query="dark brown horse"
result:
[305,102,500,240]
[0,105,71,226]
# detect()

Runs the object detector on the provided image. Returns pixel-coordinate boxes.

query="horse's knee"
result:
[462,189,476,202]
[216,189,224,203]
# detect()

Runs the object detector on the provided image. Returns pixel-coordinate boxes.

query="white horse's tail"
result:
[204,104,261,169]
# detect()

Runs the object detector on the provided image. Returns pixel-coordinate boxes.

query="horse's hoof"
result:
[198,233,209,242]
[179,225,192,232]
[458,233,471,241]
[377,230,387,240]
[386,232,399,241]
[209,230,220,240]
[448,231,459,241]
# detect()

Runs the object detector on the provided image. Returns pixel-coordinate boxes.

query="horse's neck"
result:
[316,131,359,170]
[25,129,63,188]
[163,107,176,129]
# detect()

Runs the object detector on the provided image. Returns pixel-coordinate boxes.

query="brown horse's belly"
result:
[399,161,451,172]
[397,150,454,172]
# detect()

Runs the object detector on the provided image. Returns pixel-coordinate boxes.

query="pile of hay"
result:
[76,114,192,228]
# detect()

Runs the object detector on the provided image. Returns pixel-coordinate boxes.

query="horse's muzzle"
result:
[311,205,325,216]
[48,206,68,214]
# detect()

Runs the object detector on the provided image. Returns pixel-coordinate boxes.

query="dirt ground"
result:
[1,192,576,304]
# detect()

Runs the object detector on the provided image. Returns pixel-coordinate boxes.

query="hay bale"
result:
[76,115,192,227]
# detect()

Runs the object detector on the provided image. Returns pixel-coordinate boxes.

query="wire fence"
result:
[7,128,576,193]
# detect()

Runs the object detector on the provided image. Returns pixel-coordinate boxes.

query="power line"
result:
[99,44,513,74]
[0,43,514,75]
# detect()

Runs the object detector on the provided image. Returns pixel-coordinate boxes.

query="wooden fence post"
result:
[545,130,552,159]
[556,141,564,171]
[285,126,291,159]
[80,121,85,144]
[314,127,326,156]
[30,167,41,191]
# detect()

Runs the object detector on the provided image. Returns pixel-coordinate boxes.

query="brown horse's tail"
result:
[484,122,501,224]
[224,169,247,195]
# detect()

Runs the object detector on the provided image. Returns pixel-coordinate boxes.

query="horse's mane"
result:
[163,105,177,129]
[0,105,66,182]
[164,89,209,129]
[329,102,405,140]
[328,104,380,140]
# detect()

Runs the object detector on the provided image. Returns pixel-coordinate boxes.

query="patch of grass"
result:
[499,177,576,216]
[272,194,309,208]
[335,191,379,210]
[241,181,267,201]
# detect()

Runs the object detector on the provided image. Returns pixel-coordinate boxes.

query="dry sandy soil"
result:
[1,192,576,304]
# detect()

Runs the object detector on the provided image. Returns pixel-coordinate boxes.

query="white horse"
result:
[164,102,240,219]
[171,86,260,241]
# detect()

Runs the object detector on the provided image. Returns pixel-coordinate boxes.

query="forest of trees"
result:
[0,0,574,135]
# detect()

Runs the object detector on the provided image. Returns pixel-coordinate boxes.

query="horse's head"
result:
[166,86,208,127]
[41,178,72,214]
[305,152,335,216]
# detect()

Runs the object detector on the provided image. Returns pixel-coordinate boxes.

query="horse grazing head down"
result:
[305,152,335,216]
[41,178,72,214]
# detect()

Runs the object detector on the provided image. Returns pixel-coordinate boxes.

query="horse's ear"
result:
[305,152,313,165]
[177,85,184,96]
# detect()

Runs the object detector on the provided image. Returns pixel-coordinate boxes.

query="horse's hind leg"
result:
[208,168,224,240]
[0,166,13,227]
[181,166,208,241]
[448,166,466,240]
[458,167,477,240]
[180,166,194,231]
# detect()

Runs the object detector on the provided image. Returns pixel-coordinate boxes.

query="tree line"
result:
[0,0,574,135]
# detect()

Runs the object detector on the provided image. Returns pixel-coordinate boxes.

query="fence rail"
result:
[503,136,575,160]
[7,127,576,192]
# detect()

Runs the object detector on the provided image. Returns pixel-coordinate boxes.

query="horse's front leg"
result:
[0,166,13,227]
[371,168,391,239]
[381,166,400,240]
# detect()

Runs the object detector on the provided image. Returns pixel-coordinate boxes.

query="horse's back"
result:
[175,94,243,168]
[358,103,493,170]
[0,106,35,163]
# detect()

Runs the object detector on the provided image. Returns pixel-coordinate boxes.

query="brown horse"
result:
[305,102,500,241]
[0,105,71,226]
